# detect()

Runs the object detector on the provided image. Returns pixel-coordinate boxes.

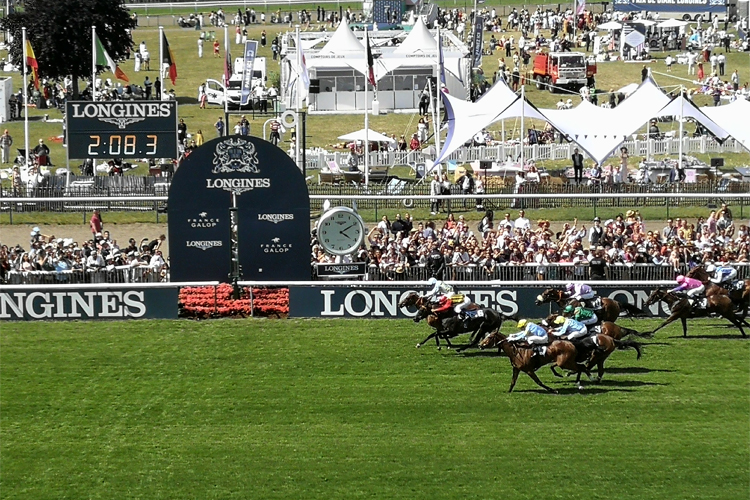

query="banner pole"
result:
[296,25,301,170]
[22,27,28,172]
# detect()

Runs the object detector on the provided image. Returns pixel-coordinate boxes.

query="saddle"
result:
[729,280,745,292]
[688,297,708,311]
[570,335,601,362]
[585,297,602,310]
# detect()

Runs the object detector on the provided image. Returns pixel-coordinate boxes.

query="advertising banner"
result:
[472,16,484,68]
[613,0,726,13]
[316,263,367,277]
[0,288,178,321]
[168,135,311,283]
[240,40,258,107]
[289,285,671,318]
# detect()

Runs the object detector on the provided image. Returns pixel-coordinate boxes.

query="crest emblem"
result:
[212,138,260,174]
[99,117,146,129]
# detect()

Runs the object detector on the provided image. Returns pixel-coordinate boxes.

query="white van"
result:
[199,56,267,109]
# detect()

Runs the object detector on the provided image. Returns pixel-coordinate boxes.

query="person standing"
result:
[269,119,281,145]
[261,30,267,47]
[717,52,726,76]
[198,83,207,109]
[731,69,739,91]
[687,51,696,75]
[429,173,441,215]
[90,209,103,237]
[154,77,162,100]
[571,147,584,184]
[195,129,204,146]
[619,147,629,184]
[198,34,204,58]
[0,129,13,164]
[177,119,187,145]
[213,39,220,57]
[144,76,152,99]
[215,116,225,137]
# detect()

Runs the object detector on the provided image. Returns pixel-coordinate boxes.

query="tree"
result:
[1,0,135,98]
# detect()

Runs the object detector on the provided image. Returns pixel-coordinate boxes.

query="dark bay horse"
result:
[479,331,591,393]
[535,288,643,323]
[644,288,748,337]
[581,334,642,383]
[398,291,511,350]
[687,265,750,318]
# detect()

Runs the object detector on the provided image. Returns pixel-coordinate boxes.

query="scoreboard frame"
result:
[65,100,178,160]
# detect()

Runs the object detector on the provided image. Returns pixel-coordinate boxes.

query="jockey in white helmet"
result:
[706,264,738,286]
[423,277,471,316]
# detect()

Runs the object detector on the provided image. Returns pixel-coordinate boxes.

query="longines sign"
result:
[289,286,671,318]
[0,288,178,321]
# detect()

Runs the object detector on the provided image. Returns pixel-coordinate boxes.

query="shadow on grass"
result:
[595,379,668,388]
[606,366,675,374]
[515,387,634,395]
[458,350,507,358]
[667,334,749,340]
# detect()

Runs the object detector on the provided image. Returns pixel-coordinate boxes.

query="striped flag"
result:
[365,31,376,89]
[162,32,177,85]
[24,39,39,89]
[576,0,586,15]
[95,33,129,82]
[300,46,310,91]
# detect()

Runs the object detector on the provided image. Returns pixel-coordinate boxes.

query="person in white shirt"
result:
[514,210,530,231]
[687,51,697,75]
[717,53,726,76]
[665,54,673,72]
[86,251,105,269]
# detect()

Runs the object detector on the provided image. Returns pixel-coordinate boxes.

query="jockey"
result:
[671,275,705,309]
[423,277,471,318]
[506,319,548,356]
[552,315,589,341]
[423,277,454,303]
[563,304,598,328]
[565,282,598,307]
[706,264,738,286]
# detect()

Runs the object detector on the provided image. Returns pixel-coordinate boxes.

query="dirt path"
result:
[1,223,170,256]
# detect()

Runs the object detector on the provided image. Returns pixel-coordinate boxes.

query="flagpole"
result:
[678,85,684,175]
[92,26,97,101]
[295,25,301,170]
[159,26,164,102]
[520,84,525,168]
[22,27,28,172]
[436,27,441,164]
[223,25,229,119]
[364,26,370,188]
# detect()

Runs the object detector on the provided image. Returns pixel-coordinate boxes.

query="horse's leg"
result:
[508,367,520,393]
[526,370,558,394]
[681,317,688,338]
[724,313,747,337]
[649,313,680,336]
[550,366,564,378]
[416,331,438,348]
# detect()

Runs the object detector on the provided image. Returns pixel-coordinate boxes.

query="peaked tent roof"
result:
[612,76,671,133]
[435,81,520,164]
[319,22,364,53]
[701,99,750,151]
[394,16,436,55]
[655,96,730,140]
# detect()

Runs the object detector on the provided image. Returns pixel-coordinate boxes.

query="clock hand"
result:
[339,224,356,236]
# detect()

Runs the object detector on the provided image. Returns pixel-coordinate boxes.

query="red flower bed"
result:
[179,284,289,319]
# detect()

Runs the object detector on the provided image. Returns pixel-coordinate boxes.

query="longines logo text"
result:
[0,291,147,319]
[258,213,294,224]
[70,102,173,129]
[206,178,270,195]
[187,240,223,251]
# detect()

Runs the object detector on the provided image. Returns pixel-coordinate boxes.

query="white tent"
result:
[598,21,623,30]
[658,18,689,29]
[656,96,729,140]
[701,99,750,151]
[306,22,367,74]
[338,128,396,143]
[612,77,671,135]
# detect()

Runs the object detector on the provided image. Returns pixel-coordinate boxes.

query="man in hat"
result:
[0,129,13,164]
[33,138,50,166]
[588,217,604,248]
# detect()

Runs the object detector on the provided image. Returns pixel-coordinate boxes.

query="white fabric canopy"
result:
[655,96,729,140]
[658,18,689,28]
[338,128,395,143]
[612,77,671,134]
[701,99,750,151]
[598,21,623,30]
[319,22,364,53]
[394,17,435,55]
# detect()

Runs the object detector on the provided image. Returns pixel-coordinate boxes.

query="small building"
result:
[280,18,470,114]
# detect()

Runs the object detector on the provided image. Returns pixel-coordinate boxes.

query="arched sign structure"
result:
[168,135,310,282]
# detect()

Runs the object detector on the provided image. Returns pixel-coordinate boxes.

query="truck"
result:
[532,52,596,93]
[199,56,267,109]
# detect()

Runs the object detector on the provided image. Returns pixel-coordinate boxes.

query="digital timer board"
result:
[65,101,178,159]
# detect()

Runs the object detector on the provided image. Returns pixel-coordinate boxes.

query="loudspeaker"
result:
[710,158,724,167]
[479,160,493,170]
[309,78,320,94]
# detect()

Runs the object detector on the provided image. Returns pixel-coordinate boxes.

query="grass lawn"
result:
[1,317,748,499]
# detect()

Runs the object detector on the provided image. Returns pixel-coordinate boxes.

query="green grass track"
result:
[1,318,748,499]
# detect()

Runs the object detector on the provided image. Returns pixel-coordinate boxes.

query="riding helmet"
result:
[554,315,566,325]
[517,319,528,329]
[563,305,574,314]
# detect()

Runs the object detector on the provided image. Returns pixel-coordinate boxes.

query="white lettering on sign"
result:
[70,102,173,119]
[0,291,148,319]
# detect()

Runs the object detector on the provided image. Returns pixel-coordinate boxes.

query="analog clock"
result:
[316,207,365,256]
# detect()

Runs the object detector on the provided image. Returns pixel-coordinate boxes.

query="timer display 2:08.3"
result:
[85,133,159,156]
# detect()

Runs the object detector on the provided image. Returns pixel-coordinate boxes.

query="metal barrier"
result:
[5,267,167,285]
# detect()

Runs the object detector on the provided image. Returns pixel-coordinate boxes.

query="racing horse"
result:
[398,291,511,350]
[687,265,750,318]
[535,288,644,323]
[544,314,653,340]
[644,288,748,337]
[479,331,592,393]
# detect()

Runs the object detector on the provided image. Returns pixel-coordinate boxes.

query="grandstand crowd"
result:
[312,204,749,281]
[0,219,168,284]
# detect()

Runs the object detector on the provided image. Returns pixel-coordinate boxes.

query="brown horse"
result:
[479,331,592,393]
[687,265,750,318]
[546,313,652,340]
[644,288,748,337]
[535,288,643,323]
[582,334,642,382]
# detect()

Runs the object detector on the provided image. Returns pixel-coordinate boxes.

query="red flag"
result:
[224,48,232,86]
[366,32,376,89]
[162,32,177,85]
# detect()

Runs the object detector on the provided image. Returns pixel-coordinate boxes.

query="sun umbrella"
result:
[658,18,689,29]
[598,21,623,30]
[337,128,396,143]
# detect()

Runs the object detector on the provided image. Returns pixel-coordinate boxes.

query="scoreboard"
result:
[65,101,178,159]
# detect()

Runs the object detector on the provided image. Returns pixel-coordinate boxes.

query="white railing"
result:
[306,136,748,170]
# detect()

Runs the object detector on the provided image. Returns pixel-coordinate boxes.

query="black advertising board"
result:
[65,101,178,159]
[316,263,367,277]
[168,135,311,283]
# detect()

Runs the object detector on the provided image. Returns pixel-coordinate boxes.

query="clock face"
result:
[318,208,365,255]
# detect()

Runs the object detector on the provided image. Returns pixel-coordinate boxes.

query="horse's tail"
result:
[617,300,645,318]
[613,339,642,360]
[620,326,652,339]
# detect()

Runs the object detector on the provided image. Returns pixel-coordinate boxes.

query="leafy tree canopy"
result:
[1,0,135,96]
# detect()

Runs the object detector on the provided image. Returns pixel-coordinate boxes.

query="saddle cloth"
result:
[465,309,485,319]
[586,297,602,309]
[450,294,465,304]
